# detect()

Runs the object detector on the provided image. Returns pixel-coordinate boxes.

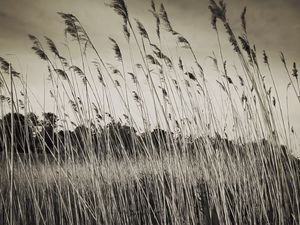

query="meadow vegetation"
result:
[0,0,300,224]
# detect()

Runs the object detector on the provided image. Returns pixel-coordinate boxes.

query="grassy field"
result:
[0,0,300,224]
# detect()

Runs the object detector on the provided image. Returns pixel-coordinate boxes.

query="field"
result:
[0,0,300,224]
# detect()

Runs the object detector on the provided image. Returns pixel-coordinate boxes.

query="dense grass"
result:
[0,0,300,224]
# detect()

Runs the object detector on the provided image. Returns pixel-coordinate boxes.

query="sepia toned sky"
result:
[0,0,300,153]
[0,0,299,83]
[0,0,299,58]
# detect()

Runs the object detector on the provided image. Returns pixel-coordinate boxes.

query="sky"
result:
[0,0,299,57]
[0,0,300,153]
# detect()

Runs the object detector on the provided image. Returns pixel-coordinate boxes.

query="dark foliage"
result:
[0,113,34,153]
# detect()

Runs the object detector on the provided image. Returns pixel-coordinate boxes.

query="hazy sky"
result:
[0,0,300,153]
[0,0,299,80]
[0,0,299,57]
[0,0,299,93]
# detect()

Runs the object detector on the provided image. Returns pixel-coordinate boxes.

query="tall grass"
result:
[0,0,300,224]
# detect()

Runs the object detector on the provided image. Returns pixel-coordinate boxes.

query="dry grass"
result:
[0,0,300,224]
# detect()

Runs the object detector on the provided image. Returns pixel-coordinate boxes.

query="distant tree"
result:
[26,112,40,127]
[0,113,34,153]
[42,112,58,128]
[40,112,58,154]
[151,128,169,150]
[73,125,89,155]
[105,121,137,158]
[0,118,4,153]
[57,129,76,159]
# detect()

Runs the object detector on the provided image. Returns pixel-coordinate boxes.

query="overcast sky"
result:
[0,0,299,56]
[0,0,300,153]
[1,0,299,80]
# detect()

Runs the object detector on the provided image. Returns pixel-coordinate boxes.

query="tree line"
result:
[0,112,179,160]
[0,112,298,165]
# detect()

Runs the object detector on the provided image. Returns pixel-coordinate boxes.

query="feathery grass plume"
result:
[162,88,168,98]
[0,95,8,102]
[59,56,69,67]
[54,69,69,80]
[238,35,251,62]
[136,63,143,69]
[185,79,190,87]
[77,96,83,105]
[209,54,219,71]
[135,19,150,41]
[263,50,269,64]
[108,0,128,24]
[44,36,60,57]
[267,87,272,96]
[158,86,168,98]
[128,72,137,84]
[241,92,247,104]
[123,23,130,41]
[6,96,11,104]
[69,99,78,112]
[208,0,226,28]
[0,57,20,77]
[210,11,217,30]
[109,37,123,62]
[280,52,286,64]
[69,65,87,83]
[178,57,183,71]
[57,12,77,38]
[217,80,227,92]
[185,72,197,81]
[69,65,84,77]
[149,0,160,38]
[225,25,240,53]
[163,55,173,68]
[18,99,25,109]
[57,12,88,44]
[209,1,241,53]
[177,36,191,49]
[241,7,247,33]
[150,43,160,52]
[92,103,103,120]
[223,75,233,84]
[250,46,258,66]
[159,3,178,35]
[92,103,98,114]
[132,91,141,102]
[28,35,49,61]
[223,60,227,75]
[0,56,10,72]
[196,83,205,95]
[47,65,53,81]
[238,75,244,86]
[113,68,122,76]
[95,65,105,86]
[280,52,300,102]
[32,46,49,61]
[123,113,129,121]
[105,112,113,120]
[172,79,179,89]
[146,54,161,67]
[115,80,121,87]
[292,62,298,79]
[152,47,173,68]
[150,0,156,17]
[49,90,54,98]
